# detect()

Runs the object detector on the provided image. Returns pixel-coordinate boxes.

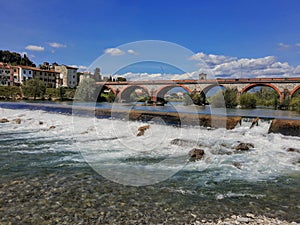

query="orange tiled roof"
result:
[18,65,59,73]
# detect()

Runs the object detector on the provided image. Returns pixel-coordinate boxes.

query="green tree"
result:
[210,91,225,108]
[45,88,58,100]
[254,87,279,107]
[116,77,127,82]
[183,91,206,106]
[23,79,46,100]
[290,97,300,112]
[0,86,22,99]
[100,91,117,103]
[59,87,66,100]
[239,92,257,109]
[210,88,237,108]
[191,91,206,105]
[279,97,291,110]
[0,50,35,67]
[223,88,238,108]
[75,78,97,101]
[183,93,193,105]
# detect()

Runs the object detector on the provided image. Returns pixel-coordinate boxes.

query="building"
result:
[0,63,60,88]
[54,65,78,88]
[79,71,93,84]
[0,62,13,86]
[0,63,21,86]
[0,62,77,88]
[199,73,207,80]
[31,67,61,88]
[18,66,33,83]
[15,66,60,88]
[14,66,62,88]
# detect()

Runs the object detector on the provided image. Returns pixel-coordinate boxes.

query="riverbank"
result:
[1,173,299,225]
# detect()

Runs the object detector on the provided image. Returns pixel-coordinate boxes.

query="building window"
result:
[23,70,26,74]
[29,71,31,74]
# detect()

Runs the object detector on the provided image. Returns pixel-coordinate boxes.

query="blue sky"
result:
[1,0,300,78]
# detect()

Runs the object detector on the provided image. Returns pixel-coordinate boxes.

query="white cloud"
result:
[25,45,44,51]
[190,52,236,66]
[210,55,295,78]
[109,52,300,80]
[104,48,125,56]
[69,65,88,72]
[113,71,198,81]
[295,43,300,47]
[277,42,290,49]
[127,49,139,55]
[293,65,300,74]
[48,42,67,48]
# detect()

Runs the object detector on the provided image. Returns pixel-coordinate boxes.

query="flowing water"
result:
[0,102,299,224]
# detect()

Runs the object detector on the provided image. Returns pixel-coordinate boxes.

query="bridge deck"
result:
[97,77,300,85]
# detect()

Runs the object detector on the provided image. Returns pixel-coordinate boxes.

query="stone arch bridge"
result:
[96,77,300,103]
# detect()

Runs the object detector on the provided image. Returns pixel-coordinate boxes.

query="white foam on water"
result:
[1,108,299,185]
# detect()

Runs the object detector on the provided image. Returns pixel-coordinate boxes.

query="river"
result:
[0,101,299,224]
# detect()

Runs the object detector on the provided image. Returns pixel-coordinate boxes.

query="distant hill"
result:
[0,50,36,67]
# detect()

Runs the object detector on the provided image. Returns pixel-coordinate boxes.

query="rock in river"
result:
[234,143,254,151]
[12,118,21,124]
[0,118,9,123]
[137,124,150,136]
[188,148,205,161]
[286,148,300,154]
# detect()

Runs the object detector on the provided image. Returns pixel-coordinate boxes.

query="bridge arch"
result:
[102,85,117,94]
[154,84,192,102]
[291,85,300,97]
[118,85,150,102]
[202,84,227,95]
[241,83,282,96]
[97,85,118,102]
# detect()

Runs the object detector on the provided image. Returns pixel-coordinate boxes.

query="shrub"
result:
[239,93,257,109]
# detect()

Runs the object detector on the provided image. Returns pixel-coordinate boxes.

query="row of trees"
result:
[0,79,76,100]
[182,87,300,112]
[23,79,76,100]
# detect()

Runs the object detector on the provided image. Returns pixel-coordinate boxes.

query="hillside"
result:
[0,50,36,67]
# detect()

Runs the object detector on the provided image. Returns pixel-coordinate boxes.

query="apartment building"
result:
[0,63,61,88]
[0,62,78,88]
[0,62,13,86]
[31,67,61,88]
[54,65,78,88]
